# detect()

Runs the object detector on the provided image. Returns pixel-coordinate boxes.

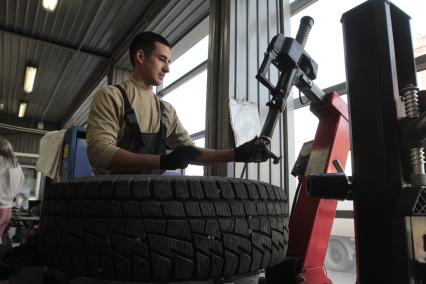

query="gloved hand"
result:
[234,136,281,163]
[160,145,202,170]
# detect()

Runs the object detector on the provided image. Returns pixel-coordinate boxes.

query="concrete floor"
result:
[327,269,356,284]
[4,267,260,284]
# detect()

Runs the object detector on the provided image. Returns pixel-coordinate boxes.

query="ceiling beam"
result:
[416,54,426,72]
[290,0,318,16]
[0,122,48,135]
[0,27,110,61]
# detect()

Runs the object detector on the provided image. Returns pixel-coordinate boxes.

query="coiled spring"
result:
[402,85,425,178]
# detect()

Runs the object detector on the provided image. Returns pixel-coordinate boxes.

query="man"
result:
[87,32,269,174]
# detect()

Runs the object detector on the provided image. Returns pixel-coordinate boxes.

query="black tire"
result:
[325,238,354,272]
[39,175,289,282]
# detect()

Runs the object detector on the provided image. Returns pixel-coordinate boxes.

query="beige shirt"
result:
[86,77,193,174]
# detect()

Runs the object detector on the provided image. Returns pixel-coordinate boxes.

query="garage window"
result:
[158,18,209,176]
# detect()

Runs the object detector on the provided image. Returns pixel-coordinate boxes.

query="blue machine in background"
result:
[60,126,93,180]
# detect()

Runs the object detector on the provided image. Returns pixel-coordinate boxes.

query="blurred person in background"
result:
[0,137,24,243]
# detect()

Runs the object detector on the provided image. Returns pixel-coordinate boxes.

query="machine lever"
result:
[333,159,345,174]
[295,16,314,47]
[257,16,316,142]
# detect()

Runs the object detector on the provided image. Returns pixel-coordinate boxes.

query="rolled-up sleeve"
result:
[86,87,122,170]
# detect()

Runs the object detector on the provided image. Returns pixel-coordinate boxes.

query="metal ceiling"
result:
[0,0,209,130]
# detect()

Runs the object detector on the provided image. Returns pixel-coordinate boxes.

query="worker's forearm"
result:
[195,148,235,165]
[109,148,160,171]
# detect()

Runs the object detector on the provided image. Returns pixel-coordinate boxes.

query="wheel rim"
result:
[330,247,342,264]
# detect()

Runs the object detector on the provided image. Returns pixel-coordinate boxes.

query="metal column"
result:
[341,1,422,283]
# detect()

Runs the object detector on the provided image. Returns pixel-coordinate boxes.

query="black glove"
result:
[234,136,280,163]
[160,145,202,170]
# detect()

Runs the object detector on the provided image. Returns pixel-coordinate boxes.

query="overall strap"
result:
[114,85,144,148]
[158,101,170,152]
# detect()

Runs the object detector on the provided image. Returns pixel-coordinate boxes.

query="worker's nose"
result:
[163,63,170,73]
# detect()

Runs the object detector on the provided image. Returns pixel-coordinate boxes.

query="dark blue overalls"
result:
[114,85,168,175]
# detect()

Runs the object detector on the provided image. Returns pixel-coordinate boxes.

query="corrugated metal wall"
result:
[0,129,42,154]
[206,0,291,188]
[0,0,155,123]
[62,68,130,124]
[0,115,57,154]
[110,68,132,84]
[63,76,108,128]
[63,68,129,128]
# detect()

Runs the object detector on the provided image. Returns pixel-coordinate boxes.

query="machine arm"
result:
[258,16,353,284]
[254,16,327,163]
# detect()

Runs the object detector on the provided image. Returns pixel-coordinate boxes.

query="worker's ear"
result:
[135,49,144,64]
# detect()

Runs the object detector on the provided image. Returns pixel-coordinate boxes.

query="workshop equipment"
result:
[255,1,425,283]
[59,126,92,180]
[253,15,350,284]
[342,1,425,283]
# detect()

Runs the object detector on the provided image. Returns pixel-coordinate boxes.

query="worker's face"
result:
[136,42,171,87]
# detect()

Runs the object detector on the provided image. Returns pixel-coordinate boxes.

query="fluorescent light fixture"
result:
[42,0,58,12]
[23,66,37,93]
[18,102,28,118]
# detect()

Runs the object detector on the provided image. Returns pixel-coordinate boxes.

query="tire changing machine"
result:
[252,0,425,283]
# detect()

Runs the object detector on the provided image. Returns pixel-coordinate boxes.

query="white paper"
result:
[229,98,261,147]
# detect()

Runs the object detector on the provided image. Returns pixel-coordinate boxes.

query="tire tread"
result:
[40,175,289,281]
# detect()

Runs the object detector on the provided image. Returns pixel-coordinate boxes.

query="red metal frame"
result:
[286,92,350,283]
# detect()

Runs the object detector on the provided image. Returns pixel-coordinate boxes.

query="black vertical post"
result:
[341,1,417,283]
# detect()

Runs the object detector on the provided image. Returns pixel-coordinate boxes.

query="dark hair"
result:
[129,32,171,67]
[0,136,18,168]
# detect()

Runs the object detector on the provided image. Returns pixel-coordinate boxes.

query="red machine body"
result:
[286,92,350,283]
